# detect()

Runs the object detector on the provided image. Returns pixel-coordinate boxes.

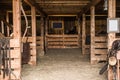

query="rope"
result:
[21,2,30,42]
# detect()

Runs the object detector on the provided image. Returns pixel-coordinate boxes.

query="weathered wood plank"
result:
[10,49,21,58]
[95,37,107,42]
[95,43,107,48]
[95,49,107,55]
[85,45,90,48]
[10,39,20,47]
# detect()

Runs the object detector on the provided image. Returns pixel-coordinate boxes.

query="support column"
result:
[40,17,45,56]
[6,11,10,37]
[108,0,116,49]
[45,18,48,51]
[90,6,95,64]
[12,0,21,79]
[31,6,37,65]
[78,18,81,48]
[82,14,86,55]
[1,21,4,34]
[108,0,116,80]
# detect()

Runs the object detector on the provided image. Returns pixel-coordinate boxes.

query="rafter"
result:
[78,0,102,17]
[24,0,47,17]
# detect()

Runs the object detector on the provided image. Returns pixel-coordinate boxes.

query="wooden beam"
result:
[45,18,48,51]
[82,14,86,55]
[108,0,116,80]
[36,1,89,6]
[48,14,77,17]
[31,6,37,66]
[24,0,47,17]
[36,0,90,4]
[108,0,116,49]
[12,0,21,79]
[90,6,95,64]
[77,18,81,48]
[78,0,101,17]
[40,17,45,56]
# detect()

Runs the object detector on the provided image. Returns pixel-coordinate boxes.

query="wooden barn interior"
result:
[0,0,120,80]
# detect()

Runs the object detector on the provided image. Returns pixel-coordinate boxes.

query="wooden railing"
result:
[46,34,79,48]
[91,36,107,63]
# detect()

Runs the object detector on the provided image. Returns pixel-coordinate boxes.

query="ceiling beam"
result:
[36,1,90,4]
[38,3,87,6]
[24,0,47,17]
[78,0,102,17]
[36,1,89,6]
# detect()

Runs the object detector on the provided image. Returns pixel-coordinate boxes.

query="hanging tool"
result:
[21,1,31,64]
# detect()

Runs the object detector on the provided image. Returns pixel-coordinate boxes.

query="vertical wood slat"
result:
[108,0,116,80]
[82,14,86,55]
[1,21,4,34]
[6,11,10,37]
[90,6,95,64]
[12,0,21,79]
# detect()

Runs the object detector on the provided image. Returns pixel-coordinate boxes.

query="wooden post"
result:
[1,21,4,34]
[45,18,48,51]
[6,11,10,37]
[40,17,45,56]
[108,0,116,49]
[90,6,95,64]
[108,0,116,80]
[31,6,37,65]
[82,14,86,55]
[78,18,81,48]
[12,0,21,79]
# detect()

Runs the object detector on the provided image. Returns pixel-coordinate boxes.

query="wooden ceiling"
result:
[0,0,120,17]
[35,0,90,15]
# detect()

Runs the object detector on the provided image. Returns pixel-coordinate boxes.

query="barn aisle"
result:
[22,48,106,80]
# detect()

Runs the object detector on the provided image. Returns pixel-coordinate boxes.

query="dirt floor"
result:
[22,48,107,80]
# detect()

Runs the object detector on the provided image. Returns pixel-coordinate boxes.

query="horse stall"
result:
[46,16,81,49]
[91,19,108,64]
